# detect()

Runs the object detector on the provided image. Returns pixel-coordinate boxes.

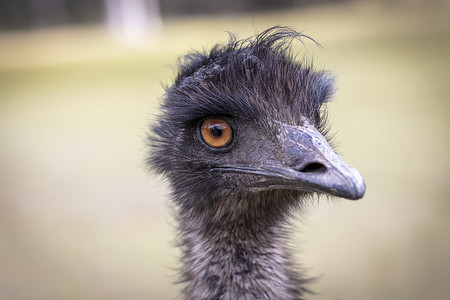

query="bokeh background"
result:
[1,0,449,299]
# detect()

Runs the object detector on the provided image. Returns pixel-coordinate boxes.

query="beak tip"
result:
[347,176,366,200]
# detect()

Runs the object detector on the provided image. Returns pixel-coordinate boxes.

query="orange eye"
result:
[200,118,232,148]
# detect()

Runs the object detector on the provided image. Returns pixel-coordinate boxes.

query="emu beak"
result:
[212,120,365,200]
[269,120,365,200]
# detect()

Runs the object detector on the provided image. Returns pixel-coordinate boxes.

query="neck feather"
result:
[175,191,311,300]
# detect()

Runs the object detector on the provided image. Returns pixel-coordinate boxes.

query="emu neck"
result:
[177,192,309,300]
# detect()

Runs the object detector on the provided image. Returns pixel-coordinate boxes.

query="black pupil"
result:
[210,126,222,137]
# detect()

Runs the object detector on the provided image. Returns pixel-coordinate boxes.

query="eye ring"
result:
[200,118,233,149]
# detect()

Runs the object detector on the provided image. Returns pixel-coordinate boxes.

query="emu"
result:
[149,27,365,300]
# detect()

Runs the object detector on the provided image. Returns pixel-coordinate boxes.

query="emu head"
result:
[149,27,365,217]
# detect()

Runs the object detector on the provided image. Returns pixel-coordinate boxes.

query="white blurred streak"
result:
[104,0,162,46]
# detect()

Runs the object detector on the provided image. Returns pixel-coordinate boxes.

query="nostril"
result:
[297,162,327,173]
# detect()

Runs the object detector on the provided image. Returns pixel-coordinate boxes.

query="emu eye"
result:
[200,118,232,148]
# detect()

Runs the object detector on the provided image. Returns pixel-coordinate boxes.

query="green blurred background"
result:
[0,0,449,299]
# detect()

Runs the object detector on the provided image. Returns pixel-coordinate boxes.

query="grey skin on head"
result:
[149,26,365,300]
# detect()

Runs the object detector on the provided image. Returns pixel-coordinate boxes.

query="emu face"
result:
[150,28,365,210]
[149,28,365,299]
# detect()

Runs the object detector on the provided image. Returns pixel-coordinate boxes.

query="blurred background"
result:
[0,0,449,299]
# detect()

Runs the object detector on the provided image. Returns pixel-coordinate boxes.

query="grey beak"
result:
[273,120,366,200]
[211,120,365,200]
